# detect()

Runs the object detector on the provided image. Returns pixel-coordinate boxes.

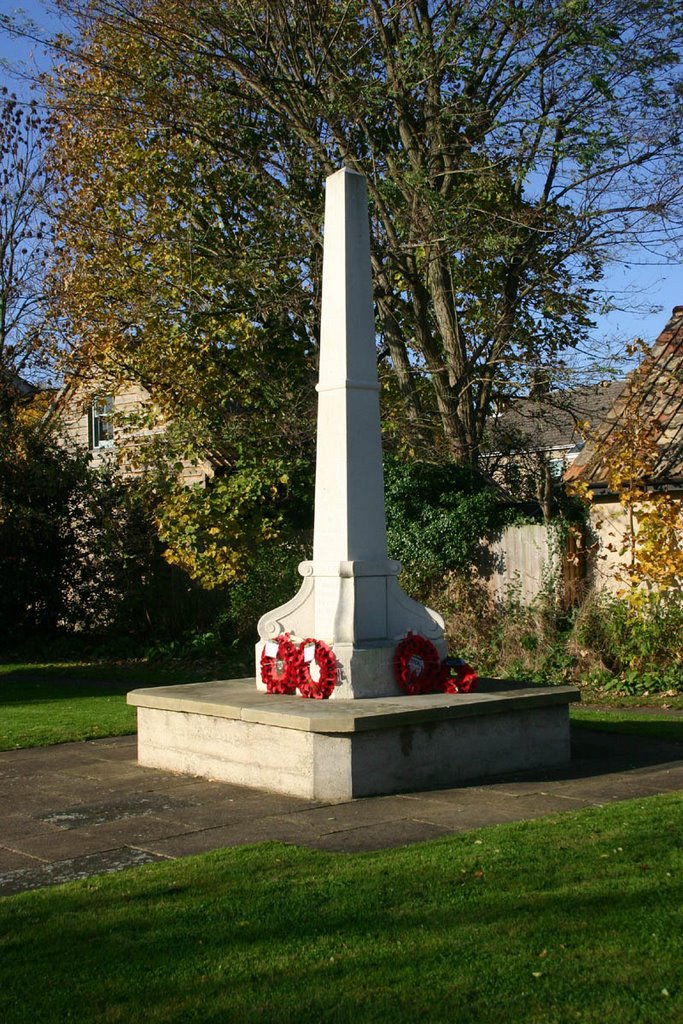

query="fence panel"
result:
[478,523,583,605]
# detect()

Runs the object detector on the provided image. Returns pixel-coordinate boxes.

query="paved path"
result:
[1,727,682,896]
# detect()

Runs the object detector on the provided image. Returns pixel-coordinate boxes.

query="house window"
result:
[88,396,114,449]
[548,456,566,479]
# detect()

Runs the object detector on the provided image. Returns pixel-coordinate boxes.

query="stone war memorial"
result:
[129,167,579,800]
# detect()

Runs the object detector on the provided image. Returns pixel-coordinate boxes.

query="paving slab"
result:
[138,813,327,858]
[0,849,171,897]
[399,790,596,827]
[56,763,169,784]
[142,799,305,832]
[289,792,412,824]
[9,816,191,861]
[1,815,74,844]
[0,848,45,872]
[0,725,681,895]
[33,792,197,829]
[306,819,456,853]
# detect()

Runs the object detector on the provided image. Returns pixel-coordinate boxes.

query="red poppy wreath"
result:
[393,632,445,695]
[441,658,478,694]
[298,638,337,699]
[260,633,301,694]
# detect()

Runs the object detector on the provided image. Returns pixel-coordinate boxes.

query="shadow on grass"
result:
[0,654,253,703]
[572,717,683,745]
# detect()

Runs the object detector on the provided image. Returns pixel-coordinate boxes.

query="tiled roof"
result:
[564,306,683,488]
[11,375,38,399]
[488,380,625,454]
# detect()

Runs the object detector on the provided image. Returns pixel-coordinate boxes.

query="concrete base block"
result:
[128,679,579,801]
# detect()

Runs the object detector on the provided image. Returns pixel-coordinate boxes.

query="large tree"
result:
[0,93,53,427]
[47,0,683,464]
[44,16,316,466]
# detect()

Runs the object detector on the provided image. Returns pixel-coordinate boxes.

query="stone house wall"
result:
[54,380,214,487]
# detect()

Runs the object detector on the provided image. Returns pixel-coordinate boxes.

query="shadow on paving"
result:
[0,725,681,896]
[451,726,683,789]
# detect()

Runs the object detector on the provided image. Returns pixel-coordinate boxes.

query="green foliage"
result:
[138,526,311,650]
[436,573,577,684]
[155,457,313,593]
[45,0,683,464]
[575,591,683,693]
[50,462,230,642]
[0,422,91,635]
[62,467,166,634]
[384,458,512,588]
[0,419,229,646]
[227,532,309,642]
[435,572,682,693]
[156,467,285,588]
[46,12,317,473]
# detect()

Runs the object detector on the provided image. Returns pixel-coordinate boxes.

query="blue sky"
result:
[1,0,681,361]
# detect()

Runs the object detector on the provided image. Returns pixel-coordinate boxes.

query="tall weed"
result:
[422,573,682,693]
[574,590,683,693]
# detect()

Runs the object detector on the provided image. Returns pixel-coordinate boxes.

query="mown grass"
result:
[0,795,681,1024]
[571,709,683,744]
[0,654,251,750]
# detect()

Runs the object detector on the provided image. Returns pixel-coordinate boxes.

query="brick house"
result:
[50,377,217,487]
[564,306,683,591]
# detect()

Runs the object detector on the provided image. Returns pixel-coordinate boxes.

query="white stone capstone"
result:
[256,167,445,698]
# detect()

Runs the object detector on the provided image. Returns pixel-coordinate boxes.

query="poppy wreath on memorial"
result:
[297,638,337,700]
[393,632,445,695]
[260,633,301,694]
[441,657,478,694]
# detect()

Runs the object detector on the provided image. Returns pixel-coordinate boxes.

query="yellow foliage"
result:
[569,362,683,595]
[155,468,289,589]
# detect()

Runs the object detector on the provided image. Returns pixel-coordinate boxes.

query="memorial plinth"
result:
[128,678,579,801]
[129,166,578,798]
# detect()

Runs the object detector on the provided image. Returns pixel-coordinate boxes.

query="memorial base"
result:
[128,679,579,801]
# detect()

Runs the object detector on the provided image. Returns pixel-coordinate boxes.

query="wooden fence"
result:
[478,523,584,606]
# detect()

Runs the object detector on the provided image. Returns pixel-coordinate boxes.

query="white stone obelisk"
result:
[256,167,445,698]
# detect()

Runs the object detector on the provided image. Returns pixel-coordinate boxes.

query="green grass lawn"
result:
[571,709,683,744]
[1,662,681,1021]
[0,794,681,1023]
[0,656,251,750]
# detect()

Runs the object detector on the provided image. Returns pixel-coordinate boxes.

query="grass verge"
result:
[1,795,681,1024]
[573,686,683,712]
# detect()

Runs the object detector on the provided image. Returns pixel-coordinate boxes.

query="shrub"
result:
[574,590,683,693]
[427,572,577,684]
[430,573,682,692]
[227,530,310,642]
[384,458,513,589]
[0,422,228,649]
[0,424,91,636]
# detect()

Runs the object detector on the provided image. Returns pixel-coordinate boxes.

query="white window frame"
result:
[89,395,115,450]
